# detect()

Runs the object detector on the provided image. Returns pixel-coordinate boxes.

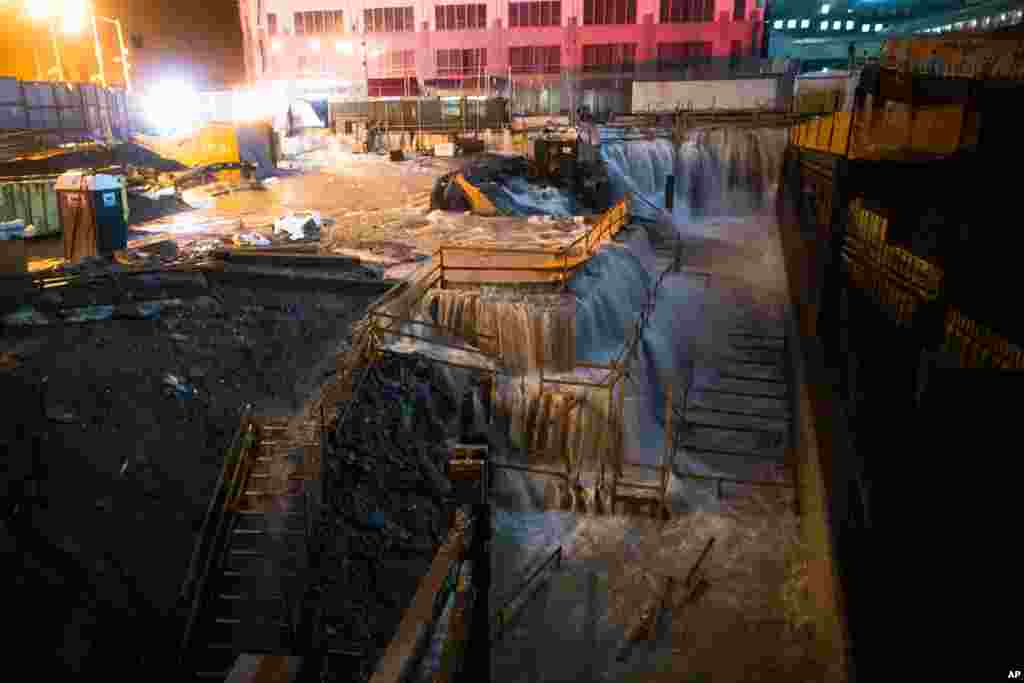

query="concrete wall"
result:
[631,76,778,110]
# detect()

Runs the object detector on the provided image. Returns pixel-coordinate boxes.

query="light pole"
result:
[92,11,132,92]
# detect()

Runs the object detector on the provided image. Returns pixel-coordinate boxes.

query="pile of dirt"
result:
[0,277,379,680]
[0,141,186,178]
[115,142,188,173]
[127,192,193,226]
[317,352,464,681]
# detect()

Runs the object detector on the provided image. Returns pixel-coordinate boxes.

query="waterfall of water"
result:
[600,127,788,222]
[418,288,577,374]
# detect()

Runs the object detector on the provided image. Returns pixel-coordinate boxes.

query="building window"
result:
[820,3,830,14]
[861,23,869,32]
[436,5,487,30]
[819,20,828,29]
[509,45,560,73]
[130,33,143,49]
[267,13,277,35]
[583,0,636,24]
[377,49,416,74]
[832,20,841,29]
[583,43,637,72]
[656,42,711,71]
[659,0,713,23]
[773,19,782,28]
[800,18,809,28]
[294,10,344,35]
[509,2,561,27]
[786,19,796,28]
[733,0,746,21]
[365,7,415,32]
[436,47,487,75]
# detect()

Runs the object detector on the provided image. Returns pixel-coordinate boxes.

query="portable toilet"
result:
[55,171,127,263]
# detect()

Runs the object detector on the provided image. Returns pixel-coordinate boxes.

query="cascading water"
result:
[601,127,788,221]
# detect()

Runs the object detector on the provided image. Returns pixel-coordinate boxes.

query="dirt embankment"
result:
[0,275,377,679]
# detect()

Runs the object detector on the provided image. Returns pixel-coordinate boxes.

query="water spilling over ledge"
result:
[601,127,788,222]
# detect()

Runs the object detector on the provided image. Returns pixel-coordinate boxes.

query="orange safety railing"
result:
[435,195,631,286]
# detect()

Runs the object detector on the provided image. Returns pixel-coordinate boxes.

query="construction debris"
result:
[314,352,471,679]
[274,211,322,241]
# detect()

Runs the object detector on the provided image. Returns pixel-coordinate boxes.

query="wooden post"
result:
[439,248,446,290]
[662,382,672,514]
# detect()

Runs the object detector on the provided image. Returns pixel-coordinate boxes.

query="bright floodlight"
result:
[61,0,88,34]
[774,20,783,29]
[874,23,883,31]
[821,3,830,14]
[800,19,810,28]
[846,20,854,30]
[143,79,200,136]
[862,24,870,32]
[25,0,56,20]
[820,20,828,30]
[833,20,841,29]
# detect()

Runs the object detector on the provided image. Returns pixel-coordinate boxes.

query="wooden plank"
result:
[370,528,463,683]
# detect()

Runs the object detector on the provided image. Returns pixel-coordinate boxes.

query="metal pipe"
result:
[50,22,65,82]
[90,7,105,87]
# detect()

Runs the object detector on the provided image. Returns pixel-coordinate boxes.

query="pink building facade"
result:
[240,0,764,106]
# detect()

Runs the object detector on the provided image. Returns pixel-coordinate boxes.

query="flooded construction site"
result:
[1,107,847,682]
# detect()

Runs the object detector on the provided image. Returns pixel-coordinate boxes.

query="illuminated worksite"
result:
[4,8,1023,682]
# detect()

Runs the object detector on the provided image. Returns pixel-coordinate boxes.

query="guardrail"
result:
[435,195,631,286]
[179,405,257,660]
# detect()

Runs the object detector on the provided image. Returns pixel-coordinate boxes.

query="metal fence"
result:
[0,77,131,161]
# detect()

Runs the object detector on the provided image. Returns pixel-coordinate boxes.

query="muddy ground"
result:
[0,144,472,680]
[0,272,381,679]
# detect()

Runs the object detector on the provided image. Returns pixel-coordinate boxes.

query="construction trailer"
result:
[329,96,510,153]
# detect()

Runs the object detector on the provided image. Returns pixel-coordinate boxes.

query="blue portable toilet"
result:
[56,171,127,263]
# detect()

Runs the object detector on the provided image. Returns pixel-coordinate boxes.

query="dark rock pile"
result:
[316,352,468,682]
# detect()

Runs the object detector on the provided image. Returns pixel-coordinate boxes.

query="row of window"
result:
[268,42,738,74]
[266,0,747,35]
[508,2,561,27]
[291,10,345,35]
[365,7,416,32]
[771,18,886,33]
[919,9,1023,35]
[436,5,488,30]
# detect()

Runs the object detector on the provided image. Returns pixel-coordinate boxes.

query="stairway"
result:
[675,286,794,500]
[182,417,318,681]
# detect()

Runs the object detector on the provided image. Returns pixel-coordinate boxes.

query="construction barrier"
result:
[0,176,60,236]
[790,103,967,159]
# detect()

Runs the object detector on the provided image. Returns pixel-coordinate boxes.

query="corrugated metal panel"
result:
[0,178,61,236]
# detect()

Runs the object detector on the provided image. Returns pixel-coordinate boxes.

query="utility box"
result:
[55,171,127,263]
